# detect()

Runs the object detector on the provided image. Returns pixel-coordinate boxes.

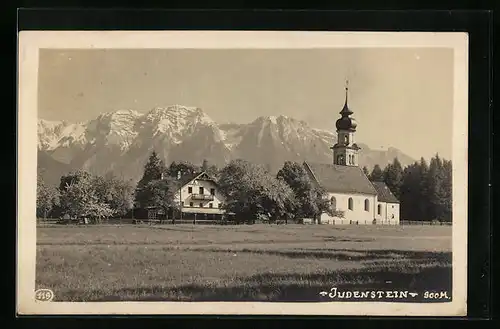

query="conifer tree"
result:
[369,164,384,182]
[135,151,167,208]
[426,154,447,221]
[383,158,404,199]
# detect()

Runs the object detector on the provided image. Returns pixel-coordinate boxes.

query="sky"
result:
[38,48,453,160]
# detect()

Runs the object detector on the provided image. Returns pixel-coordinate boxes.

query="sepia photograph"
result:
[17,31,468,316]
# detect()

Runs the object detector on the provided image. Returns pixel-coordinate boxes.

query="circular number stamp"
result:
[35,288,54,302]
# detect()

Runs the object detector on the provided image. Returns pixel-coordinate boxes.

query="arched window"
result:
[377,204,382,215]
[344,135,349,144]
[330,196,337,210]
[348,197,354,210]
[364,199,370,211]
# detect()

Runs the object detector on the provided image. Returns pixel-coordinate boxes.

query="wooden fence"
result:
[400,220,452,226]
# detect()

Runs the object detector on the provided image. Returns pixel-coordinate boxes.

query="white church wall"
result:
[320,192,377,225]
[375,202,400,225]
[386,203,400,225]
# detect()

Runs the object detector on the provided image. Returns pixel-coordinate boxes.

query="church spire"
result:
[332,80,360,167]
[340,79,353,116]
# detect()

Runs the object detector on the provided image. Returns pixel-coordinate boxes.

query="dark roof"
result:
[303,162,378,195]
[177,172,217,187]
[371,181,400,203]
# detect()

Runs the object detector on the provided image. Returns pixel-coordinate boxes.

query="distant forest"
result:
[36,153,452,223]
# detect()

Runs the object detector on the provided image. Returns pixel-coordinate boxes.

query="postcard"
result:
[17,30,468,316]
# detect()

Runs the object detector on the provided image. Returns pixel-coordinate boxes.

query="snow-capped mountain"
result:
[37,105,415,185]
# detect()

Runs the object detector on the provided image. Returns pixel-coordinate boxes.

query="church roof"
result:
[303,162,378,196]
[371,181,400,203]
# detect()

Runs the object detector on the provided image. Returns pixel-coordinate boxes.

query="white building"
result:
[303,82,400,225]
[173,171,227,221]
[145,171,228,222]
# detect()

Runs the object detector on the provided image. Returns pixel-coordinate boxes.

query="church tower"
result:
[331,81,361,166]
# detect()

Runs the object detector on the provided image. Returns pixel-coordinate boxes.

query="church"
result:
[303,82,400,225]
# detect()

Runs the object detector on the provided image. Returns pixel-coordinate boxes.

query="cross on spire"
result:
[344,79,349,107]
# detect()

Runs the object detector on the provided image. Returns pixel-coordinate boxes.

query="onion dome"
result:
[335,82,357,131]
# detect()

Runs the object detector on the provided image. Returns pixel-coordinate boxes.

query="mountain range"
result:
[37,105,415,186]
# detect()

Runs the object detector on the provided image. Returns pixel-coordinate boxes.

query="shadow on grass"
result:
[211,248,452,263]
[69,250,452,303]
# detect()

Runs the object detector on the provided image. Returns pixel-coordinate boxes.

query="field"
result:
[36,224,452,302]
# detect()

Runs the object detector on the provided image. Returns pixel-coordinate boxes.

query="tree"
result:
[400,161,425,221]
[199,159,219,178]
[441,159,453,222]
[135,152,167,208]
[383,157,404,199]
[218,159,296,223]
[276,161,337,222]
[362,166,370,177]
[36,176,59,219]
[370,164,384,181]
[59,171,114,222]
[167,161,199,178]
[201,159,209,172]
[94,174,134,218]
[137,151,166,189]
[426,154,448,221]
[141,177,179,215]
[262,176,297,224]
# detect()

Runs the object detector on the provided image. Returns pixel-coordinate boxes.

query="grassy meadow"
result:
[36,223,452,302]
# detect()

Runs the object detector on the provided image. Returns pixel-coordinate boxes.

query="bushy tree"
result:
[36,176,59,219]
[218,159,296,223]
[94,174,134,218]
[141,177,179,214]
[276,161,338,222]
[362,166,370,177]
[59,171,114,221]
[167,160,200,178]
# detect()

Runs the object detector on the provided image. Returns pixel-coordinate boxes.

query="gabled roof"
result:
[303,162,378,195]
[371,181,400,203]
[177,171,217,187]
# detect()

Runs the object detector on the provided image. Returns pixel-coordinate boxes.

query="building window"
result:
[199,187,204,194]
[348,197,354,210]
[391,214,395,219]
[377,204,382,215]
[181,201,184,207]
[210,188,215,195]
[199,203,203,208]
[392,205,395,208]
[364,199,369,211]
[188,186,192,194]
[189,202,193,207]
[344,135,349,144]
[330,196,336,210]
[218,203,222,208]
[209,203,213,208]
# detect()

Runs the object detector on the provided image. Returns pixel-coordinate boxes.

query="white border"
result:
[17,31,468,316]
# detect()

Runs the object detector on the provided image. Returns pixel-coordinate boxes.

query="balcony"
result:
[191,194,214,201]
